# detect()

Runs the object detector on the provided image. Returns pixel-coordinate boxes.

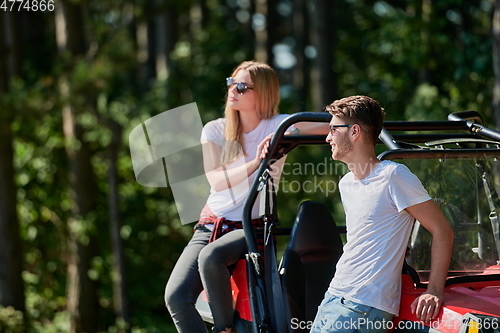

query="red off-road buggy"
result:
[196,110,500,333]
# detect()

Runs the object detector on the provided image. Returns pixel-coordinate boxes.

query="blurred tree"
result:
[100,113,130,332]
[0,11,26,314]
[266,0,279,66]
[254,0,268,62]
[135,0,156,87]
[251,0,278,65]
[310,0,336,110]
[240,0,257,60]
[54,0,99,331]
[151,0,177,79]
[418,0,433,84]
[494,0,500,129]
[292,0,311,111]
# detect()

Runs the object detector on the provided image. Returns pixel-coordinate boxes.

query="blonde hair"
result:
[221,61,280,165]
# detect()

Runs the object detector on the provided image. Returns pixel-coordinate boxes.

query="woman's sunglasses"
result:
[226,77,253,94]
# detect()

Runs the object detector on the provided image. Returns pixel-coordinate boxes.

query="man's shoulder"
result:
[339,171,354,181]
[380,160,412,176]
[382,161,425,192]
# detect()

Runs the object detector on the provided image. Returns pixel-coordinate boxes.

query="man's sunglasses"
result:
[329,124,369,134]
[226,77,253,94]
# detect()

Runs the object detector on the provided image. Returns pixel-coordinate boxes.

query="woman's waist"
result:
[195,216,265,229]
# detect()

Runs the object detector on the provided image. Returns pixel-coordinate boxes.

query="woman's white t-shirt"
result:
[200,114,292,221]
[328,160,431,316]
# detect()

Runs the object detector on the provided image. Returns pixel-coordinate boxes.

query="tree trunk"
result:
[253,0,278,65]
[55,1,99,331]
[154,5,167,79]
[107,121,130,331]
[418,0,432,84]
[0,11,26,314]
[198,0,209,29]
[1,11,22,78]
[136,0,158,88]
[493,0,500,131]
[254,0,268,63]
[63,114,99,333]
[0,121,25,313]
[266,0,279,67]
[310,0,336,110]
[0,13,7,92]
[292,0,310,111]
[241,0,255,58]
[154,1,177,83]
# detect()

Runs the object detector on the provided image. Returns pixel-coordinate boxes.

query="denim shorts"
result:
[310,293,394,333]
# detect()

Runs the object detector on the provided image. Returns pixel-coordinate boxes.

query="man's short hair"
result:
[324,95,385,144]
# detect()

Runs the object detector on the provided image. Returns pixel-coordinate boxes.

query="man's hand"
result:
[410,292,443,322]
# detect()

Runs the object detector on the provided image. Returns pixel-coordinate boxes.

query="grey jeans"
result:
[164,229,247,333]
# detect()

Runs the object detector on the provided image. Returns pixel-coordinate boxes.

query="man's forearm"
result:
[426,227,454,295]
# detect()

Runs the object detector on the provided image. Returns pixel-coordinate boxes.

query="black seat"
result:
[280,201,343,332]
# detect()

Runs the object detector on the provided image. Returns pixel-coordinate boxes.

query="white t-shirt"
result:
[200,114,292,221]
[328,160,431,315]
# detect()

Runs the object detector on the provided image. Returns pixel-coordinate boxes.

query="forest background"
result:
[0,0,498,332]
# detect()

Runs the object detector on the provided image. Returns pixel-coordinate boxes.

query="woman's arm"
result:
[202,134,273,192]
[202,119,328,192]
[290,122,329,135]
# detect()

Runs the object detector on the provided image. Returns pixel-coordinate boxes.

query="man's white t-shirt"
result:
[200,114,292,221]
[328,160,431,316]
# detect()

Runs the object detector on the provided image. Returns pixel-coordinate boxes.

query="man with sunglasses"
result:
[311,96,453,333]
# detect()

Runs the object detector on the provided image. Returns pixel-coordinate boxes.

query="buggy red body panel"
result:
[196,259,253,323]
[394,273,500,332]
[231,259,253,321]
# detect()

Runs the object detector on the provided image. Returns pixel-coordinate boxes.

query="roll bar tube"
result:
[449,111,500,142]
[379,128,401,150]
[242,112,331,264]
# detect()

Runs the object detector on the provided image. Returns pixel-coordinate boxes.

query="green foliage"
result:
[0,307,25,333]
[334,0,493,122]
